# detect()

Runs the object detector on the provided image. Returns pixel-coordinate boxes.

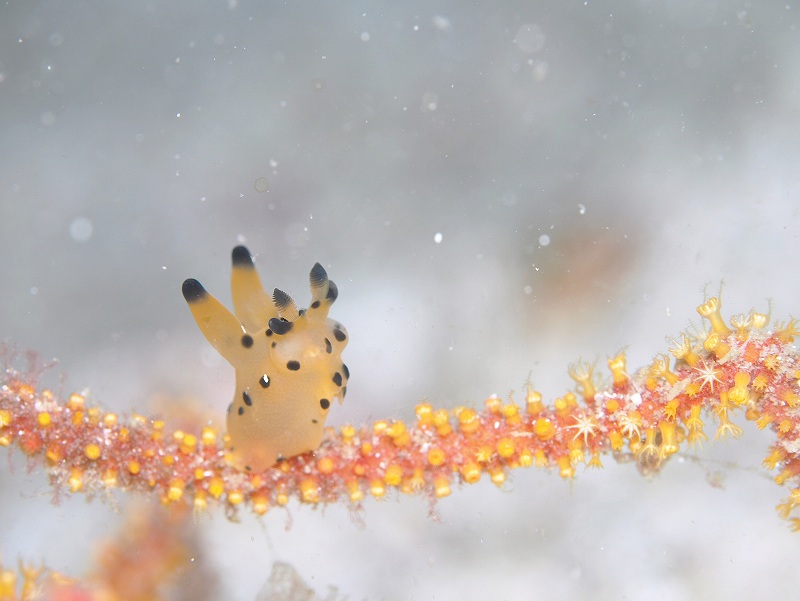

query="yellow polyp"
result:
[756,413,774,430]
[525,386,545,415]
[347,480,364,502]
[102,469,118,488]
[316,456,335,474]
[457,408,480,433]
[645,377,658,392]
[553,397,569,418]
[496,437,516,458]
[603,400,619,414]
[36,412,51,428]
[485,396,502,413]
[369,479,386,498]
[534,417,556,441]
[0,434,10,447]
[373,420,388,436]
[639,428,660,462]
[608,430,624,451]
[588,452,603,468]
[568,446,585,466]
[300,478,319,503]
[87,407,101,425]
[168,479,185,502]
[339,424,357,445]
[500,403,520,420]
[687,428,708,446]
[384,464,403,487]
[427,448,446,467]
[360,442,373,456]
[664,398,680,419]
[729,313,753,342]
[765,354,781,371]
[669,334,701,368]
[651,355,680,386]
[0,409,10,428]
[46,445,63,463]
[697,297,732,336]
[779,388,800,408]
[68,468,83,493]
[207,477,225,499]
[569,361,596,401]
[518,449,533,467]
[489,467,506,486]
[686,405,704,429]
[557,456,574,479]
[127,460,140,475]
[776,317,799,343]
[433,409,452,435]
[607,353,629,386]
[247,493,267,515]
[533,449,547,467]
[0,568,14,597]
[200,426,217,446]
[66,392,85,410]
[118,427,129,443]
[84,443,101,460]
[779,420,793,434]
[179,433,198,454]
[415,403,433,425]
[103,413,118,427]
[764,447,787,470]
[475,445,493,463]
[434,476,452,498]
[744,406,760,421]
[658,421,679,457]
[275,485,290,506]
[460,460,482,483]
[704,332,731,359]
[714,414,743,440]
[386,420,406,438]
[618,411,642,440]
[227,490,244,505]
[728,372,751,405]
[162,455,175,466]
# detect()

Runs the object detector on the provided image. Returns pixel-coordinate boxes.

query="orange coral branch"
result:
[2,298,800,528]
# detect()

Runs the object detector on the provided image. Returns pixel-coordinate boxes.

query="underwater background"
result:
[2,1,800,599]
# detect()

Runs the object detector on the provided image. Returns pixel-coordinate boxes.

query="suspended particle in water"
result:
[69,217,93,242]
[254,177,270,193]
[538,234,550,247]
[434,232,443,244]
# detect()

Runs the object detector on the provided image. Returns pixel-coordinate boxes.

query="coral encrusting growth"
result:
[2,298,800,529]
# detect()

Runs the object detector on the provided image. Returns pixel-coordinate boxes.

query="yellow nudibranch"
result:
[182,246,348,472]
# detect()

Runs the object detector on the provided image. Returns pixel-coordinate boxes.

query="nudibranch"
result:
[182,246,349,472]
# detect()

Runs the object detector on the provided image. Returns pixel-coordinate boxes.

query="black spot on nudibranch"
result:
[333,372,342,386]
[265,329,273,337]
[320,398,331,410]
[327,281,339,302]
[181,278,207,303]
[312,419,318,424]
[243,391,252,406]
[341,386,347,398]
[238,406,244,415]
[241,334,253,348]
[311,300,321,309]
[287,360,301,371]
[342,364,350,379]
[259,374,270,388]
[324,338,332,353]
[269,317,293,335]
[333,328,346,342]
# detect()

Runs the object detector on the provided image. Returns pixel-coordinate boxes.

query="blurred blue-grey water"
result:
[1,1,799,599]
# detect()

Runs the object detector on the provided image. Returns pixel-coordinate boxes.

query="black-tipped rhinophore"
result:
[309,262,328,287]
[182,278,207,303]
[272,288,295,313]
[326,280,339,303]
[268,317,293,335]
[232,245,254,267]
